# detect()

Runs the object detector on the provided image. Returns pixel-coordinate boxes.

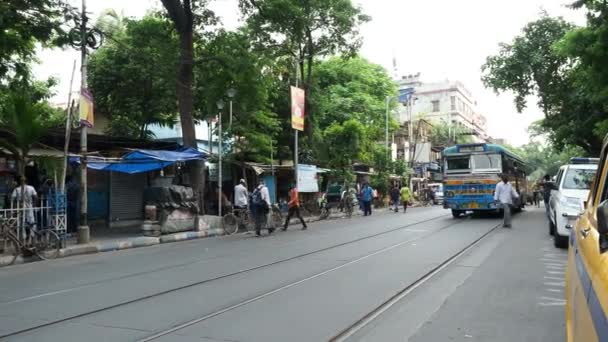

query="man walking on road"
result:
[251,180,273,236]
[361,183,373,216]
[400,183,411,213]
[282,184,307,231]
[390,185,400,212]
[494,174,519,228]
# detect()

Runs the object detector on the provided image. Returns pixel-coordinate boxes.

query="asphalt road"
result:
[0,206,566,342]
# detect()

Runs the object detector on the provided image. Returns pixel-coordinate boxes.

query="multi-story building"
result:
[395,74,489,143]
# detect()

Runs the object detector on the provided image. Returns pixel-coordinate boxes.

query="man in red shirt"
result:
[282,184,308,231]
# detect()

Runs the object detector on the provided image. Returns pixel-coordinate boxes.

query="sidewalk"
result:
[0,207,393,267]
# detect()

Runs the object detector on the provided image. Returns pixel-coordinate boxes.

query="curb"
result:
[0,209,393,267]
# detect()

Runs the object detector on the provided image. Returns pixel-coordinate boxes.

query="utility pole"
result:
[385,96,390,159]
[78,0,89,244]
[216,100,225,217]
[294,62,299,188]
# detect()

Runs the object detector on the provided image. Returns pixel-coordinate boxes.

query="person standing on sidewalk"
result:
[282,184,307,231]
[251,180,273,236]
[400,183,412,213]
[494,174,519,228]
[234,179,248,229]
[390,185,400,212]
[361,183,373,216]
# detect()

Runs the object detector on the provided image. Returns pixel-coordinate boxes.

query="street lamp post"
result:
[227,88,236,130]
[216,99,225,217]
[385,96,390,157]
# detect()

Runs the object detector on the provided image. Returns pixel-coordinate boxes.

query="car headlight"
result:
[561,196,582,211]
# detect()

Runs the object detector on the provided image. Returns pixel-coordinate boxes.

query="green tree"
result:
[481,14,604,154]
[511,142,586,180]
[0,0,76,81]
[0,86,60,176]
[239,0,370,139]
[429,121,475,147]
[318,119,365,178]
[312,56,398,165]
[193,29,281,164]
[87,15,179,138]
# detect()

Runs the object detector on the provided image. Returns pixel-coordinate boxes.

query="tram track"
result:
[0,211,452,339]
[135,217,498,342]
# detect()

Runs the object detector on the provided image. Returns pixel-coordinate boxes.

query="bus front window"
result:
[446,157,470,173]
[472,154,502,171]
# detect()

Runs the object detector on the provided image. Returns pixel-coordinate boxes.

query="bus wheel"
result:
[452,210,463,218]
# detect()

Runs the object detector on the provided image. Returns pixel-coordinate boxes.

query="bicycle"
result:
[1,217,61,264]
[222,208,253,235]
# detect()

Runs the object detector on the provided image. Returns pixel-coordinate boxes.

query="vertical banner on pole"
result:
[79,87,94,128]
[290,86,305,131]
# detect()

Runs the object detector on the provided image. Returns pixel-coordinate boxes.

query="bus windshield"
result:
[472,154,501,171]
[446,157,470,172]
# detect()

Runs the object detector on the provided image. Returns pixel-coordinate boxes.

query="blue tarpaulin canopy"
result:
[70,147,206,174]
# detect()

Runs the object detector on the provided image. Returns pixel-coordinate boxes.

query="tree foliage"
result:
[87,15,179,138]
[482,12,607,154]
[312,56,398,165]
[429,121,475,147]
[0,85,61,175]
[511,142,586,180]
[0,0,76,82]
[239,0,370,138]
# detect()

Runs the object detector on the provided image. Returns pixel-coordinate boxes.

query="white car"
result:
[548,158,598,248]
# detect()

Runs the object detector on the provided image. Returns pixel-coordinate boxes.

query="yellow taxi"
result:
[566,145,608,341]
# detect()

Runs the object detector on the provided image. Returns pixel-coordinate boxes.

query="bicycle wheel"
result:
[2,233,21,265]
[346,205,353,218]
[222,214,239,235]
[242,212,255,232]
[271,209,283,227]
[320,207,330,220]
[34,230,61,260]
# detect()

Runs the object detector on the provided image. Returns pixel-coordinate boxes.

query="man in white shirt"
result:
[234,179,248,209]
[12,176,38,242]
[494,174,519,228]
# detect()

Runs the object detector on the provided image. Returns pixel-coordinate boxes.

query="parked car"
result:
[566,149,608,341]
[428,183,444,205]
[549,158,599,248]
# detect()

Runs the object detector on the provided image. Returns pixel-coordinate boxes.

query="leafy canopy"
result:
[87,15,179,138]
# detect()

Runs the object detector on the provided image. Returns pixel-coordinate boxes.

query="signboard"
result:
[79,87,94,128]
[290,86,305,131]
[398,87,415,104]
[208,163,230,182]
[297,164,318,193]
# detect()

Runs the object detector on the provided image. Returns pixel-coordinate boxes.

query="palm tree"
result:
[96,9,128,38]
[0,92,48,177]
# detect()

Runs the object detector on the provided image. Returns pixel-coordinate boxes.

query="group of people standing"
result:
[233,179,307,237]
[389,184,412,214]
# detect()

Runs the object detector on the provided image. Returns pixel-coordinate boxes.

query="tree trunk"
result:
[177,30,205,214]
[161,0,206,216]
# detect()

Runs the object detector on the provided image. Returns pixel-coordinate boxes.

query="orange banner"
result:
[290,86,305,131]
[79,88,94,128]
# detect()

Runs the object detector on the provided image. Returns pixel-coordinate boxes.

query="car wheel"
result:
[452,210,463,218]
[554,232,568,248]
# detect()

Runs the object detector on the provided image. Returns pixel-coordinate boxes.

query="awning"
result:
[70,147,206,174]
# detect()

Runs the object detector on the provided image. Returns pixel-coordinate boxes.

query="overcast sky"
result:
[33,0,586,146]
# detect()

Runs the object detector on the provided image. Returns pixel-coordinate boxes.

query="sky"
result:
[33,0,587,146]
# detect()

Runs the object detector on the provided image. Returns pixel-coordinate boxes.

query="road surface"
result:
[0,206,566,341]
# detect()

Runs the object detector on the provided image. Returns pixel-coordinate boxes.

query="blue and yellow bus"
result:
[442,143,527,218]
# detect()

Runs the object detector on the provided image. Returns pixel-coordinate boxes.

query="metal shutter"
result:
[110,172,146,221]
